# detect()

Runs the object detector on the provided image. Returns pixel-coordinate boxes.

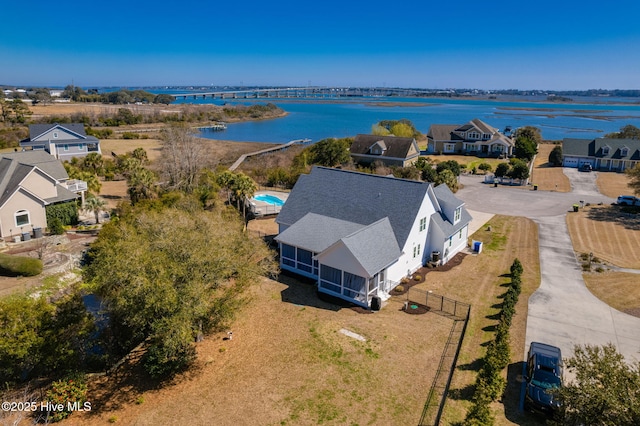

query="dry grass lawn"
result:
[530,143,571,192]
[70,279,453,426]
[567,205,640,269]
[583,272,640,317]
[60,215,540,426]
[596,170,633,198]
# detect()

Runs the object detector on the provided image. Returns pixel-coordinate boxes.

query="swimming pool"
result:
[253,194,285,206]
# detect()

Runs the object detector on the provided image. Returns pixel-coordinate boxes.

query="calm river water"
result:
[172,94,640,143]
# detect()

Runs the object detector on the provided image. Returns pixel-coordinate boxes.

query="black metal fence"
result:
[407,288,471,426]
[407,287,470,321]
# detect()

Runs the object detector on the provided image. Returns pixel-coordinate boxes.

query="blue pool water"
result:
[254,194,285,206]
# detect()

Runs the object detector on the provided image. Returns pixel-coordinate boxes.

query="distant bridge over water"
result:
[172,87,438,100]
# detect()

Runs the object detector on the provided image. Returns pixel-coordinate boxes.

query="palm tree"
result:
[216,170,236,205]
[131,147,148,164]
[84,195,107,224]
[82,152,104,175]
[230,173,257,226]
[127,168,158,204]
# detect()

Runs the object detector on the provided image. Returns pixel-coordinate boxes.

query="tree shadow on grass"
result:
[278,270,355,312]
[447,383,475,401]
[456,357,483,372]
[81,345,195,418]
[585,205,640,231]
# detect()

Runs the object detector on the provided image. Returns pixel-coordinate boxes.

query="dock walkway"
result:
[228,139,312,171]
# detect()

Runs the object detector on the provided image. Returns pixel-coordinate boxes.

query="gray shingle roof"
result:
[562,138,594,156]
[350,134,418,160]
[276,166,432,248]
[431,183,472,236]
[427,124,459,141]
[275,213,365,253]
[1,151,69,180]
[563,137,640,160]
[430,208,473,238]
[27,123,87,140]
[335,217,402,276]
[0,151,73,207]
[428,119,500,142]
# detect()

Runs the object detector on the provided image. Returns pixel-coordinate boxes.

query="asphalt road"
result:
[457,170,640,363]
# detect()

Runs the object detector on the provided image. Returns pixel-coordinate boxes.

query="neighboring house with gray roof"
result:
[562,137,640,171]
[349,134,420,167]
[427,118,514,157]
[275,166,472,308]
[20,123,101,161]
[0,151,85,239]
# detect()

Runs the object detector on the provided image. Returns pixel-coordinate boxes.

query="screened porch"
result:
[318,264,384,308]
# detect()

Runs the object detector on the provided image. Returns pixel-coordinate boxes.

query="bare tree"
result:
[159,125,214,193]
[35,237,52,260]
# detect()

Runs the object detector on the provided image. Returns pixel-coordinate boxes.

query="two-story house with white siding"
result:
[20,123,101,161]
[274,166,472,309]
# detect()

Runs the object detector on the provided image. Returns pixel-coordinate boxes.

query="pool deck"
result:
[248,190,289,216]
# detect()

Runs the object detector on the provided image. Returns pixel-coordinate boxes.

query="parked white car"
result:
[617,195,640,206]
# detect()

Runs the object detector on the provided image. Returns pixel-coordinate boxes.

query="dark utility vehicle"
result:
[525,342,563,414]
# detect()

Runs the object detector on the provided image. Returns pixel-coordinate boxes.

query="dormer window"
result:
[454,207,461,224]
[602,146,610,155]
[621,147,629,157]
[369,140,387,155]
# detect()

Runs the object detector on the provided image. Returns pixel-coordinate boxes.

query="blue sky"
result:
[2,0,639,90]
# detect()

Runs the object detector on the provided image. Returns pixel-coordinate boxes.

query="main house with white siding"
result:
[275,166,472,308]
[20,123,101,161]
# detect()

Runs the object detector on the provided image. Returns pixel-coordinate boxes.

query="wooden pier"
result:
[228,139,312,171]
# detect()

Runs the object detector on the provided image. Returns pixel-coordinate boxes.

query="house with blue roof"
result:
[275,166,472,308]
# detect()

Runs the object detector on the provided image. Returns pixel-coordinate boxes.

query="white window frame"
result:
[15,209,30,227]
[454,207,461,223]
[419,217,427,232]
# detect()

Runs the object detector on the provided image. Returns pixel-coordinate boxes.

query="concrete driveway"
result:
[457,171,640,363]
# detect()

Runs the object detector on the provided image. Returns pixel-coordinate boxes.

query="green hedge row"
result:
[465,258,523,425]
[0,253,42,276]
